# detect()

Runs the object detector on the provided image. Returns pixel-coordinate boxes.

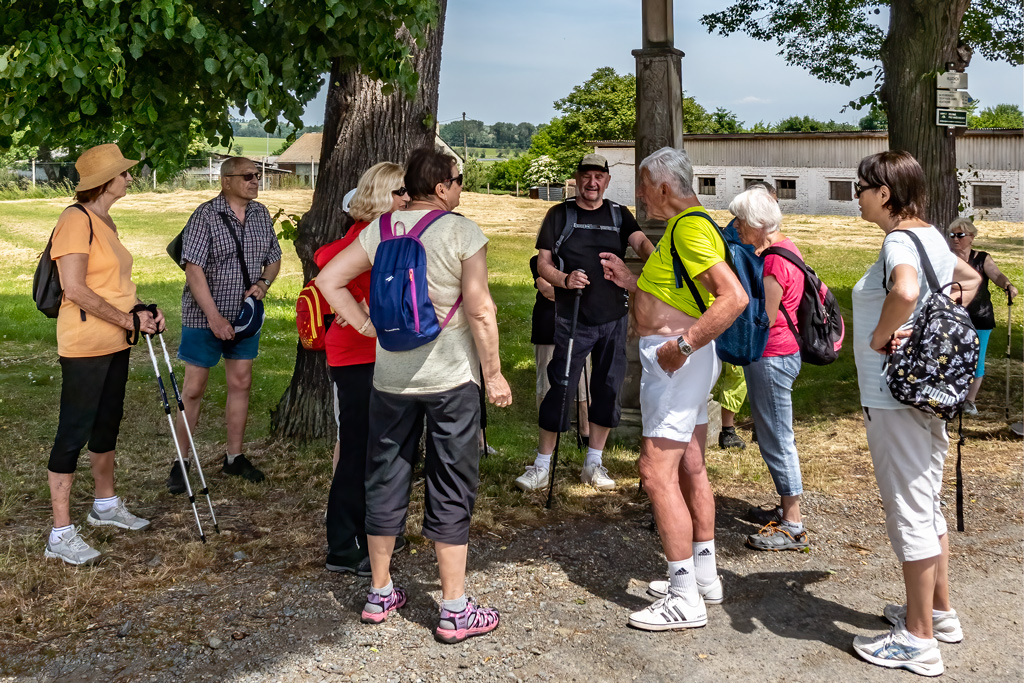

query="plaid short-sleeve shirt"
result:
[180,194,282,328]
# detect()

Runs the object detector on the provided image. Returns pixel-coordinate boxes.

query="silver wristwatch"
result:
[259,277,272,288]
[676,335,693,357]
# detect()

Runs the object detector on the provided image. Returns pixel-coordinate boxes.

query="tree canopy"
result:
[969,103,1024,128]
[0,0,438,171]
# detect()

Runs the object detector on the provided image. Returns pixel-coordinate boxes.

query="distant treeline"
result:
[230,118,324,139]
[440,120,537,150]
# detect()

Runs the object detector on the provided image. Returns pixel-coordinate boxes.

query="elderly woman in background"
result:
[946,217,1018,415]
[318,147,511,644]
[314,162,409,576]
[730,187,809,551]
[850,151,980,676]
[46,144,165,566]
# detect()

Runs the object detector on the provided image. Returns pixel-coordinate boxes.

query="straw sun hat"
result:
[75,144,138,192]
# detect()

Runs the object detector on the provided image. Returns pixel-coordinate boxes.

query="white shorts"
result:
[863,406,949,562]
[639,335,721,443]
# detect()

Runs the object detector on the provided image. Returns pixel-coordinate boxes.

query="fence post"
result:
[208,157,213,185]
[152,169,156,190]
[31,159,35,188]
[262,159,266,192]
[516,181,519,197]
[487,182,490,195]
[311,157,316,191]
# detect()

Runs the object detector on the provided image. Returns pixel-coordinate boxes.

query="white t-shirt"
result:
[852,227,956,409]
[358,210,489,395]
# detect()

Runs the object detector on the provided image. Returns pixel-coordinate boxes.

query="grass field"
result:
[0,189,1020,642]
[212,136,287,157]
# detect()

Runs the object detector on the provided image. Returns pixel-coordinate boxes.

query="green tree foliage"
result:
[858,104,888,130]
[486,153,534,192]
[969,103,1024,129]
[0,1,438,172]
[462,158,488,192]
[774,115,859,132]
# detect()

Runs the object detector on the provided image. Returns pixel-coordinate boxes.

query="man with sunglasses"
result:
[167,156,282,493]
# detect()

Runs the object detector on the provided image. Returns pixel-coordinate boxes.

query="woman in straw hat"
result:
[44,143,165,566]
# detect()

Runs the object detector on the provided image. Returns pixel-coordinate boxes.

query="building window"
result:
[777,179,797,199]
[829,180,853,201]
[974,185,1002,209]
[698,177,716,195]
[743,178,764,189]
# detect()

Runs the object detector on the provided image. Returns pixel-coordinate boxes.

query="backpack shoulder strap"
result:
[687,209,734,270]
[68,204,94,245]
[379,212,395,240]
[667,214,708,314]
[762,245,806,271]
[609,200,622,229]
[553,199,577,259]
[406,209,449,238]
[882,230,941,294]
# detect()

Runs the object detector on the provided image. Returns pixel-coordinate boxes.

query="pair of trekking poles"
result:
[143,332,219,542]
[546,277,585,509]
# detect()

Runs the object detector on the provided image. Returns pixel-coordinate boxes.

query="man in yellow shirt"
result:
[600,147,747,631]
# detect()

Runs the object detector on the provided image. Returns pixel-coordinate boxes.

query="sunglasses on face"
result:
[445,173,464,187]
[948,232,969,239]
[225,172,262,182]
[392,187,408,197]
[853,181,878,198]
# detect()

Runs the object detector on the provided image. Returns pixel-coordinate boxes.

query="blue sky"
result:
[303,1,1022,128]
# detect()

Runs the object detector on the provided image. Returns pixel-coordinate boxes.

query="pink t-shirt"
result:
[762,237,804,357]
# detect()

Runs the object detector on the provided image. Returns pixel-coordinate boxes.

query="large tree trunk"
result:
[881,0,971,232]
[271,4,447,439]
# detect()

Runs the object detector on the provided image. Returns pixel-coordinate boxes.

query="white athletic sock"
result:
[371,580,394,597]
[50,525,73,545]
[583,447,603,469]
[902,625,935,646]
[226,452,241,465]
[93,496,119,512]
[441,594,468,613]
[693,540,717,586]
[667,557,698,599]
[780,519,805,534]
[933,608,955,617]
[533,452,552,470]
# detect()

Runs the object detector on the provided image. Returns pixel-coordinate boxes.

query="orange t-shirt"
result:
[50,207,137,358]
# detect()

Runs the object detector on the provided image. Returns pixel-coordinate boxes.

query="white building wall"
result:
[601,146,636,207]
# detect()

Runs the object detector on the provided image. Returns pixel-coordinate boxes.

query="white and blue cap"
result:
[233,296,265,340]
[342,188,357,213]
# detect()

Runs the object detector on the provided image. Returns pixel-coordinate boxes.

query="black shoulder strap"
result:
[220,213,253,290]
[68,204,94,245]
[553,199,576,261]
[609,201,622,229]
[882,230,941,294]
[668,214,708,314]
[761,246,803,342]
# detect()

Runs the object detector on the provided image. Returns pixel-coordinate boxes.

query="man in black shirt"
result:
[515,154,653,491]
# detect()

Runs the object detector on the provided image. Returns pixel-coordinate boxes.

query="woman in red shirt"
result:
[732,186,809,552]
[315,162,408,575]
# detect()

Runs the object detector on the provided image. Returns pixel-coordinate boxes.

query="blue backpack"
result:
[369,210,462,352]
[669,211,769,366]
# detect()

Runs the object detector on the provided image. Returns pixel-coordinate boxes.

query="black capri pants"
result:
[49,348,131,474]
[364,382,481,546]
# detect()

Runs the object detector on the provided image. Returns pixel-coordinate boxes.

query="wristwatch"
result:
[676,335,694,357]
[259,277,272,288]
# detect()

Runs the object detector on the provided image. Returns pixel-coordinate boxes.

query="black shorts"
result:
[49,349,131,474]
[364,382,481,545]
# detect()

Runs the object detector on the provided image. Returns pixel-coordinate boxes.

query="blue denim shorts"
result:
[178,326,261,368]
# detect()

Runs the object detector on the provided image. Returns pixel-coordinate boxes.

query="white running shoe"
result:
[580,462,615,490]
[647,575,724,605]
[628,590,707,631]
[86,500,150,531]
[44,525,101,566]
[883,604,963,644]
[514,465,551,492]
[853,620,943,676]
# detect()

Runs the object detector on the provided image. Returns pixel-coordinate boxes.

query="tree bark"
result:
[271,3,447,440]
[881,0,971,233]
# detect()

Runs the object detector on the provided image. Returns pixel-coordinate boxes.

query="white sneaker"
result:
[648,575,724,605]
[884,603,963,643]
[962,400,978,416]
[44,525,101,566]
[853,620,943,677]
[514,465,551,492]
[86,500,150,531]
[628,590,707,631]
[580,462,615,490]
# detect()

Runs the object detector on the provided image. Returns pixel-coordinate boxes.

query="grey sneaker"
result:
[45,525,101,566]
[962,400,978,416]
[853,620,943,677]
[746,521,809,551]
[580,462,615,490]
[884,604,963,643]
[514,465,551,492]
[86,500,150,531]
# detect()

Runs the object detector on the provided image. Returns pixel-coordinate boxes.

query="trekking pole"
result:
[156,333,219,533]
[144,334,206,542]
[546,277,583,509]
[1006,286,1014,422]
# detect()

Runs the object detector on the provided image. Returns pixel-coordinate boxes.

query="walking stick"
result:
[156,333,219,533]
[144,334,206,542]
[1006,286,1014,422]
[546,282,583,509]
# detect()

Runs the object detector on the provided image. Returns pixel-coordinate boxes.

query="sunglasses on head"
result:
[948,232,969,239]
[445,173,464,186]
[225,172,262,182]
[853,181,878,197]
[392,187,408,197]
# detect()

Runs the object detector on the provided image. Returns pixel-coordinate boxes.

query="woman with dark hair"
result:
[850,150,979,676]
[314,161,409,575]
[318,147,511,643]
[45,144,165,565]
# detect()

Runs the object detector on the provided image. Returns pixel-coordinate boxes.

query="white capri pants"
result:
[863,406,949,563]
[639,335,721,443]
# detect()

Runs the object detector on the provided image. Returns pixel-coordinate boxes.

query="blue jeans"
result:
[743,353,802,497]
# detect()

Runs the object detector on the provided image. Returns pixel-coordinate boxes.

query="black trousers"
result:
[49,349,130,474]
[325,363,374,560]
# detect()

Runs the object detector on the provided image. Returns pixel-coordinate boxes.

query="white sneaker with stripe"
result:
[628,591,707,631]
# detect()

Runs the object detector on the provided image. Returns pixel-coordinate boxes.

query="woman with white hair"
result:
[946,217,1018,415]
[730,186,809,551]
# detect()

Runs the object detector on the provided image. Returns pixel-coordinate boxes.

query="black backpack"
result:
[762,246,845,365]
[33,204,93,318]
[883,231,979,422]
[551,197,622,271]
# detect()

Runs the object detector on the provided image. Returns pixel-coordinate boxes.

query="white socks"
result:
[441,594,468,613]
[534,452,552,470]
[535,448,602,470]
[226,453,241,465]
[583,447,603,469]
[49,524,73,545]
[781,519,805,533]
[93,495,119,512]
[693,540,718,586]
[371,580,394,597]
[667,557,698,599]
